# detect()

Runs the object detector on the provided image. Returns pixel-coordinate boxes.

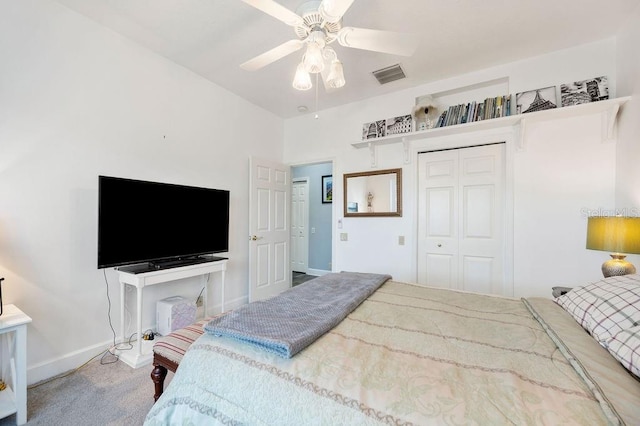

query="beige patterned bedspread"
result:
[145,281,626,425]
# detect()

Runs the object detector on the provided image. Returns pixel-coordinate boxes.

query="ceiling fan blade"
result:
[319,0,355,23]
[240,39,305,71]
[337,27,418,57]
[240,0,303,27]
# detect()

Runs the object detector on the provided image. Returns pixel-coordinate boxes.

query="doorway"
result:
[291,162,333,284]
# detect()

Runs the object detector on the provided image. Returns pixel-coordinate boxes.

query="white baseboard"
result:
[222,295,248,311]
[27,339,113,386]
[307,268,331,277]
[28,297,249,384]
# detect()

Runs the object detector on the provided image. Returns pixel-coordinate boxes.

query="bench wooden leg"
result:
[151,364,168,402]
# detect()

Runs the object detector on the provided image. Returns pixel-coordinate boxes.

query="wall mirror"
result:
[343,168,402,217]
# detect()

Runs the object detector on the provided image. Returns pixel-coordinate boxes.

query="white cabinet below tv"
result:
[116,258,227,368]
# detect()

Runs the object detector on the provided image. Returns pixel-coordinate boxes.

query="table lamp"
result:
[586,216,640,277]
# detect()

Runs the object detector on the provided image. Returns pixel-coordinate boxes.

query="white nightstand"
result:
[552,286,573,298]
[0,305,32,425]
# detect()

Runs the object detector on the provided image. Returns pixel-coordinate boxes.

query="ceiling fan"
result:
[239,0,418,90]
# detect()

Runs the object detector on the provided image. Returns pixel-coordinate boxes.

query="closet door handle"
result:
[250,235,263,241]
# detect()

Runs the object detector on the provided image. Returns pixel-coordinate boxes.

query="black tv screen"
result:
[97,176,230,269]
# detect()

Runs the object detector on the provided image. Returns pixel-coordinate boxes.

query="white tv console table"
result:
[116,258,227,368]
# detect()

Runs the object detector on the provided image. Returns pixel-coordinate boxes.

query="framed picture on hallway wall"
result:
[322,175,332,203]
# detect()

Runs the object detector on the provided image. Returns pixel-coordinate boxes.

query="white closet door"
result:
[418,150,460,288]
[418,144,505,295]
[291,180,309,273]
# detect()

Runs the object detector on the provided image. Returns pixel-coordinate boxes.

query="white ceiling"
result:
[54,0,639,118]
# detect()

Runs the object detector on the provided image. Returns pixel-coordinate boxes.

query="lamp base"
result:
[601,254,636,278]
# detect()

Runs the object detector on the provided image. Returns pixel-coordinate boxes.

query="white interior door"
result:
[249,157,291,302]
[418,150,460,288]
[291,179,309,273]
[418,144,505,295]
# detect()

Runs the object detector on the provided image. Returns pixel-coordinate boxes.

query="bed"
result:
[145,273,640,425]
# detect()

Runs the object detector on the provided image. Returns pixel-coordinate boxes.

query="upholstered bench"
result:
[150,317,212,401]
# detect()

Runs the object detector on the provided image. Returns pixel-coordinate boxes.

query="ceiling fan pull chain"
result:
[315,73,320,119]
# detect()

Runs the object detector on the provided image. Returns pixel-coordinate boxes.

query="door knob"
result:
[437,243,442,247]
[250,235,263,241]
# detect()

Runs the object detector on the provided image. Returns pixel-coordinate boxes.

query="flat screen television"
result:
[97,175,230,270]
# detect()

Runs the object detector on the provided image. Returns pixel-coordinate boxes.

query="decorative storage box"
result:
[156,296,197,336]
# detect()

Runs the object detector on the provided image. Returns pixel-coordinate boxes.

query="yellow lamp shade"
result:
[586,217,640,254]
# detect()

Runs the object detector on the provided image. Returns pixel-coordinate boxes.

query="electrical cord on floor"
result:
[28,346,113,389]
[196,286,205,306]
[28,273,155,389]
[28,330,140,390]
[101,269,120,364]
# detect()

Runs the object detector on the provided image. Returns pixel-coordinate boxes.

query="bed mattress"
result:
[145,280,640,425]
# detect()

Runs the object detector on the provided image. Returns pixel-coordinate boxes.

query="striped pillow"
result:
[555,274,640,343]
[607,326,640,378]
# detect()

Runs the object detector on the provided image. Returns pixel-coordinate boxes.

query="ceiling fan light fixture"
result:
[319,0,355,23]
[327,59,346,88]
[292,62,313,90]
[240,0,414,95]
[302,42,325,73]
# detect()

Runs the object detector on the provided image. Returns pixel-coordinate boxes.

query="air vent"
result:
[372,64,406,85]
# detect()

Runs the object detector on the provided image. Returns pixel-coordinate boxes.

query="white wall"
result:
[614,4,640,271]
[615,7,640,203]
[0,0,283,383]
[284,38,618,298]
[513,117,616,295]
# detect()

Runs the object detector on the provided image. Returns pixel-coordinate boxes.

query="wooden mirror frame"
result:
[343,168,402,217]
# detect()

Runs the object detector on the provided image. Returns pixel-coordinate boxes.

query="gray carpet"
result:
[0,356,166,425]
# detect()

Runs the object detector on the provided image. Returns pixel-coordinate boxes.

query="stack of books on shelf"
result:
[435,95,512,128]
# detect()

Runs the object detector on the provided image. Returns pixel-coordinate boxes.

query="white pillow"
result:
[555,274,640,343]
[588,282,640,343]
[607,325,640,378]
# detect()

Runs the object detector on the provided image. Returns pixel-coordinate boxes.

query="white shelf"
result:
[0,385,17,419]
[0,305,32,329]
[352,96,631,165]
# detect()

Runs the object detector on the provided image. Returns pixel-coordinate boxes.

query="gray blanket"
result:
[204,271,391,358]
